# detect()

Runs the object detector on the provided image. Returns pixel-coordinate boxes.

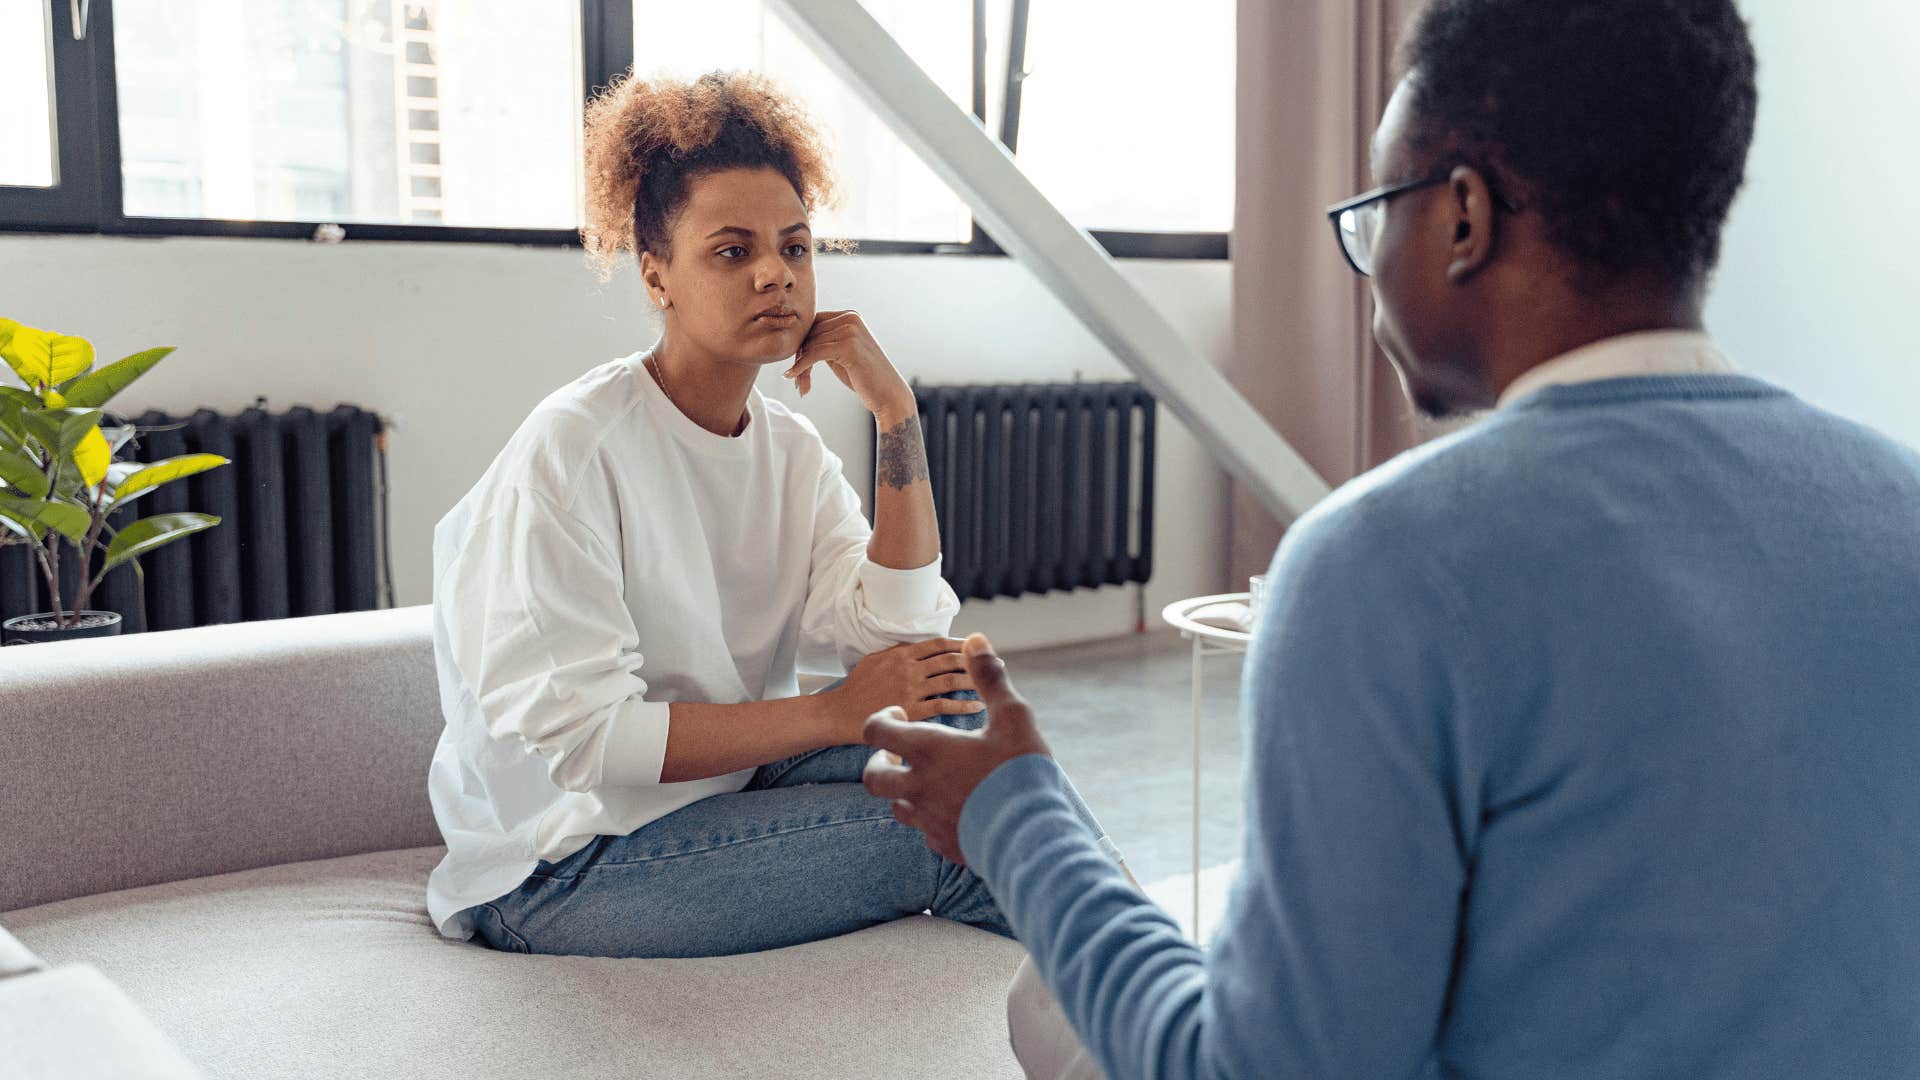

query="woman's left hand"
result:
[785,311,915,425]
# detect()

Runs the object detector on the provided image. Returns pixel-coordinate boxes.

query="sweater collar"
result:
[1498,331,1735,409]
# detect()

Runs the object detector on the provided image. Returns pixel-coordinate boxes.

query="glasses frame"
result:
[1326,168,1523,277]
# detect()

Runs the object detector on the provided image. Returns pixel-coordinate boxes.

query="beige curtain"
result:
[1227,0,1424,583]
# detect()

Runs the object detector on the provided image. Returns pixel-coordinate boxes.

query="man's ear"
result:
[1444,164,1499,284]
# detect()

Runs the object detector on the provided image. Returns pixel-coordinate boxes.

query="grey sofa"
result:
[0,606,1026,1079]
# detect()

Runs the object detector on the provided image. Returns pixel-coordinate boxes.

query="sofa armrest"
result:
[0,963,206,1079]
[0,923,48,979]
[0,606,444,912]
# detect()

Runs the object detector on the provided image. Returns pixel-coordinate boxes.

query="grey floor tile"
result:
[1003,630,1248,891]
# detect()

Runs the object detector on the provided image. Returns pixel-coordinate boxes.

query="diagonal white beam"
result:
[767,0,1331,524]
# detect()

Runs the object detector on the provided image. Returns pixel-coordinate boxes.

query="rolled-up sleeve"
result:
[438,486,671,791]
[798,449,961,672]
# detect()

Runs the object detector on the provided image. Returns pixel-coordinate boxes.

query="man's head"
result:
[1355,0,1758,417]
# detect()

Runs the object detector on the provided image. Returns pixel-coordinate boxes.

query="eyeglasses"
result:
[1326,170,1522,277]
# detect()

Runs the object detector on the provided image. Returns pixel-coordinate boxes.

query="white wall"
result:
[1706,0,1920,448]
[0,235,1231,651]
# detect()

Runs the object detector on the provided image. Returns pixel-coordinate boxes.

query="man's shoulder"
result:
[1267,413,1570,601]
[1297,420,1508,540]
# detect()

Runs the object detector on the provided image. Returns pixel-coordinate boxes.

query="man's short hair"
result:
[1401,0,1759,287]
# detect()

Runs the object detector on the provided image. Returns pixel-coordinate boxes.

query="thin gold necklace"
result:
[646,350,747,437]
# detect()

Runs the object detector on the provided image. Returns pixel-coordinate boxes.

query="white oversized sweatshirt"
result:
[425,349,960,939]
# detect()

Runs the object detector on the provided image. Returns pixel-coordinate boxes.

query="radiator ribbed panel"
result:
[0,405,387,633]
[884,382,1155,602]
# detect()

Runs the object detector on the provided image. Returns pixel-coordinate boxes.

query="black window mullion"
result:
[965,0,1028,256]
[1091,230,1230,260]
[967,0,997,254]
[971,0,987,124]
[582,0,636,103]
[90,0,127,233]
[967,0,1226,260]
[998,0,1030,154]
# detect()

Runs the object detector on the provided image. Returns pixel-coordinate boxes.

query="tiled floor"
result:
[1000,629,1248,923]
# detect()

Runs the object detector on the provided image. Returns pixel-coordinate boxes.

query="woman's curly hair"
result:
[582,70,840,281]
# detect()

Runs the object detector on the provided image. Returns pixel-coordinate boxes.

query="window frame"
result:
[0,0,1228,260]
[0,0,109,231]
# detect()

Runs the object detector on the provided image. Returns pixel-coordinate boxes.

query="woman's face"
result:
[645,167,818,367]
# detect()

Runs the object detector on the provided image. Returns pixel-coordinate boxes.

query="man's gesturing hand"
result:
[862,632,1051,865]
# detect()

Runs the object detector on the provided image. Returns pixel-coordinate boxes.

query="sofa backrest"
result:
[0,606,443,913]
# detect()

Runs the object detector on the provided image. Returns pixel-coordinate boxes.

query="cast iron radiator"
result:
[0,404,392,634]
[879,382,1156,601]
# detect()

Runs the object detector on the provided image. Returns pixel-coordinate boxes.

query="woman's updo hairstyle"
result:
[582,70,838,281]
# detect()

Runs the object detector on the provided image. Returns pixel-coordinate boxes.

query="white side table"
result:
[1159,593,1252,941]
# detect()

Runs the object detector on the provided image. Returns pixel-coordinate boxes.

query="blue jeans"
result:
[469,688,1110,958]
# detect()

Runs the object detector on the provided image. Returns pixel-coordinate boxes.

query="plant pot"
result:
[2,611,124,646]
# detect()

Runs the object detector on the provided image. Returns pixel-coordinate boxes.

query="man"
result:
[862,1,1920,1077]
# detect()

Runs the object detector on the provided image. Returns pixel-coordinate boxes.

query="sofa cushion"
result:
[4,847,1026,1079]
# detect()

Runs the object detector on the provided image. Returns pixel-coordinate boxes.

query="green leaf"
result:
[0,510,41,541]
[0,319,95,387]
[48,407,104,460]
[0,491,63,542]
[0,390,36,444]
[112,453,227,502]
[0,490,44,517]
[0,447,50,498]
[0,400,27,445]
[59,346,175,409]
[17,408,62,453]
[34,500,91,543]
[100,512,220,577]
[48,465,88,502]
[17,407,104,497]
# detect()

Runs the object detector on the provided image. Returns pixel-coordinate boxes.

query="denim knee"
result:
[931,687,987,731]
[469,902,531,953]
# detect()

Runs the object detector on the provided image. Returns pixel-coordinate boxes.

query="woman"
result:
[424,71,1112,958]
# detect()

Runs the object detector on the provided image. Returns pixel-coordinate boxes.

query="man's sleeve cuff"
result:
[959,753,1068,869]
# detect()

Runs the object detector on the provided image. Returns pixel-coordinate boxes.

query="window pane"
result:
[1008,0,1234,234]
[634,0,972,244]
[114,0,583,228]
[0,0,57,188]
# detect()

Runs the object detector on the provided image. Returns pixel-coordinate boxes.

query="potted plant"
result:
[0,318,228,645]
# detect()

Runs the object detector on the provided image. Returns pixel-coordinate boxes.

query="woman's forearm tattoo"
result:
[877,415,930,490]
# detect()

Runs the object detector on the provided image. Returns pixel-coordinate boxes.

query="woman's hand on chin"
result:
[784,310,916,425]
[824,638,984,746]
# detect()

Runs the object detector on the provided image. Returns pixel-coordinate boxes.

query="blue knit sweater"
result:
[961,375,1920,1079]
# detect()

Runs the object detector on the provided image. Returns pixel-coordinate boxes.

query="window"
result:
[634,0,974,245]
[0,1,57,189]
[1,0,1229,257]
[112,0,583,229]
[999,0,1234,235]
